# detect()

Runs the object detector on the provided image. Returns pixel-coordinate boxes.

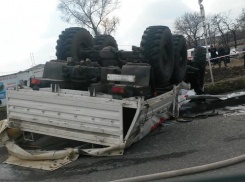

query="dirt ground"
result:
[204,58,245,94]
[205,58,245,83]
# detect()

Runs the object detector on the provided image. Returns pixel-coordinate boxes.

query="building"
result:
[0,64,44,107]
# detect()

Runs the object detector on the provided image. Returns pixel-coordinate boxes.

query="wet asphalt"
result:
[1,115,245,182]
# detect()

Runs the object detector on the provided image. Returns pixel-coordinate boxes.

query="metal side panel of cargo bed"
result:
[5,88,141,147]
[5,82,190,147]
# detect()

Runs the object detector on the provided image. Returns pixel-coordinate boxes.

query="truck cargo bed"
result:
[6,82,190,148]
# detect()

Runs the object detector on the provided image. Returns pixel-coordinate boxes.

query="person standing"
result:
[208,45,218,65]
[218,44,227,67]
[242,43,245,68]
[224,44,230,63]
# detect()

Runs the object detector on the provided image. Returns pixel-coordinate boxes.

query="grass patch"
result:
[0,106,6,112]
[205,77,245,95]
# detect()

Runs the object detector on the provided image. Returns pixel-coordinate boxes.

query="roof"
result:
[23,64,45,72]
[0,64,45,78]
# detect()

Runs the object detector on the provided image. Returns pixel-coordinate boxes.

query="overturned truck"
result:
[0,26,206,170]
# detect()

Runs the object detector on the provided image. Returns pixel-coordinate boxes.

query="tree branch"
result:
[60,1,93,29]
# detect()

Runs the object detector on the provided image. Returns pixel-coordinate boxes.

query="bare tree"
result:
[238,8,245,30]
[222,14,240,48]
[206,15,217,45]
[209,25,218,45]
[196,15,218,46]
[57,0,120,36]
[101,16,120,34]
[174,12,203,47]
[211,13,229,44]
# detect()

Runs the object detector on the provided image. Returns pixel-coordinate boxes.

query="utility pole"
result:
[198,0,214,85]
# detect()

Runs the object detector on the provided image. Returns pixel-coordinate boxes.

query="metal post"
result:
[198,0,214,85]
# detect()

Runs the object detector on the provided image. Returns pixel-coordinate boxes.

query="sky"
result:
[0,0,244,76]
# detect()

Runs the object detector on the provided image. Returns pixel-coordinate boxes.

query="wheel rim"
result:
[79,42,89,49]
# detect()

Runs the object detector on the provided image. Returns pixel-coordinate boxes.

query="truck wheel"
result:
[170,35,187,84]
[94,35,118,50]
[193,47,206,93]
[56,27,94,61]
[140,26,174,86]
[193,47,206,70]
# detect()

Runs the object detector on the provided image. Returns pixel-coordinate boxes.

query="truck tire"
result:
[193,46,206,70]
[140,26,174,86]
[170,35,187,84]
[193,47,206,93]
[94,35,118,50]
[56,27,94,61]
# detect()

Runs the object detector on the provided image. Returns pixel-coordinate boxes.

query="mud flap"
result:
[0,120,79,171]
[3,141,79,171]
[4,147,79,171]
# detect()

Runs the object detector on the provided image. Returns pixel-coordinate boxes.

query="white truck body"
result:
[6,82,187,146]
[0,82,190,170]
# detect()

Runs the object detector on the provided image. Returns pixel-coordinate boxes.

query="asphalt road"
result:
[1,115,245,182]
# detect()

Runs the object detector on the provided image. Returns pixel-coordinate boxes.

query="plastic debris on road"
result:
[178,89,196,110]
[220,92,245,100]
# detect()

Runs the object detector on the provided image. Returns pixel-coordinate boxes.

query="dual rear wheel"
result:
[140,26,187,85]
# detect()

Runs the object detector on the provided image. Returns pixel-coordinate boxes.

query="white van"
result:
[187,46,211,61]
[187,48,195,61]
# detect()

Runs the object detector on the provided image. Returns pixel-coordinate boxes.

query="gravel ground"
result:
[1,115,245,182]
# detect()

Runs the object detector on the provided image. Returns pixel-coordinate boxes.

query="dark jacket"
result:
[218,47,225,56]
[208,48,217,58]
[224,46,230,55]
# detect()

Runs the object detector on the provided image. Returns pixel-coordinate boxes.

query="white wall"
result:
[0,68,44,107]
[30,68,44,77]
[0,74,19,107]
